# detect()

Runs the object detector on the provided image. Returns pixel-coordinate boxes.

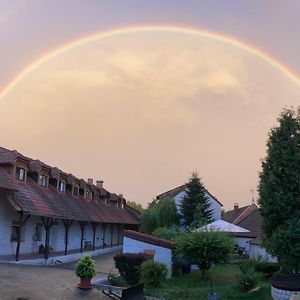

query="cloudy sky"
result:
[0,1,300,209]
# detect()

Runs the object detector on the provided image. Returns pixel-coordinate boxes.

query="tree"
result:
[258,108,300,272]
[175,231,233,279]
[126,201,144,213]
[180,172,213,227]
[140,197,179,234]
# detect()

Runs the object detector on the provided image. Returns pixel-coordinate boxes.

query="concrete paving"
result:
[0,250,120,300]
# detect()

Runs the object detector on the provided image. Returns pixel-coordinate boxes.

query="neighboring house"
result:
[0,146,139,261]
[156,184,223,221]
[223,203,275,261]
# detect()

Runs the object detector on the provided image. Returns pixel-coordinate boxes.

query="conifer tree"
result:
[258,108,300,271]
[180,172,213,227]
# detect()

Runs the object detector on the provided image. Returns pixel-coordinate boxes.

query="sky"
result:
[0,1,300,210]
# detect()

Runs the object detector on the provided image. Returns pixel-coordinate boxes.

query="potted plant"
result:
[75,255,96,289]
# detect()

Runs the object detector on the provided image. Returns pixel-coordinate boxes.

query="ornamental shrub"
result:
[139,260,167,288]
[239,272,257,291]
[75,255,96,279]
[114,253,148,285]
[254,261,280,278]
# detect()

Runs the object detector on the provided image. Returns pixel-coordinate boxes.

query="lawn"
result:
[145,264,272,300]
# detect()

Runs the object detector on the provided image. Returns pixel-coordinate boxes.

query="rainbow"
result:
[1,25,300,99]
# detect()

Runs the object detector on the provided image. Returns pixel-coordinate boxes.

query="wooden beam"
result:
[101,223,107,247]
[110,224,114,247]
[15,213,31,261]
[79,221,87,253]
[91,222,97,251]
[41,217,54,260]
[63,219,73,256]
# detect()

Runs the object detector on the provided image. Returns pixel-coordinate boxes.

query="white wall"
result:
[123,236,172,277]
[174,191,222,221]
[249,244,276,262]
[234,237,252,253]
[0,193,122,257]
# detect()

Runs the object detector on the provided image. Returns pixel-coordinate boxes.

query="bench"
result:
[101,283,145,300]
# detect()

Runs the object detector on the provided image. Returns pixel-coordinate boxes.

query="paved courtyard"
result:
[0,251,120,300]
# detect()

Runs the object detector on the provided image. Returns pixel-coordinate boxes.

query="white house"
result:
[156,184,223,221]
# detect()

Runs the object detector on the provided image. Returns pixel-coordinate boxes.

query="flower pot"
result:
[78,277,92,290]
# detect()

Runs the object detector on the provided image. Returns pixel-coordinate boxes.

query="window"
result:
[58,181,65,192]
[84,190,90,199]
[10,221,25,242]
[15,167,26,181]
[38,174,48,187]
[94,193,99,201]
[33,223,43,241]
[73,185,79,196]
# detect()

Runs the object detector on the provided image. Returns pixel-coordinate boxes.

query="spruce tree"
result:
[180,172,213,227]
[258,108,300,271]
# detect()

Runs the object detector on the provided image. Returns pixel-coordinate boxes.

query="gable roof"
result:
[222,203,263,243]
[156,184,223,206]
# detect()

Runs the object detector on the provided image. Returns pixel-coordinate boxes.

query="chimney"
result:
[87,178,93,185]
[234,203,239,212]
[118,194,124,208]
[121,198,126,209]
[96,180,103,188]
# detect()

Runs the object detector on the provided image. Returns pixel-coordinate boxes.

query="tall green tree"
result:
[127,201,144,213]
[180,172,213,227]
[258,108,300,271]
[140,197,179,233]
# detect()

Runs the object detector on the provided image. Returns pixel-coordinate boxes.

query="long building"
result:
[0,147,139,261]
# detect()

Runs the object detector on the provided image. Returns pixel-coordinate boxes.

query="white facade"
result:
[0,195,122,257]
[174,190,222,221]
[123,236,172,277]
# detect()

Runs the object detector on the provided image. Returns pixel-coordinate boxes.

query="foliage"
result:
[114,253,148,285]
[254,261,280,278]
[258,108,300,272]
[238,272,257,292]
[107,273,128,287]
[140,196,179,234]
[139,260,168,288]
[152,227,182,241]
[239,260,257,274]
[127,201,144,213]
[175,231,233,278]
[145,264,272,300]
[75,255,96,279]
[180,171,213,227]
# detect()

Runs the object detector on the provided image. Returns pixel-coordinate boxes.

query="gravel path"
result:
[0,251,120,300]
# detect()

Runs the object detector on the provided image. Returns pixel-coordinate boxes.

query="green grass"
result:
[145,264,272,300]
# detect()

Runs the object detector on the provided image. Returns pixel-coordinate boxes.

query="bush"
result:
[107,273,128,287]
[254,261,280,278]
[239,260,257,274]
[114,253,148,285]
[152,227,180,241]
[239,272,257,291]
[139,260,167,288]
[75,255,96,279]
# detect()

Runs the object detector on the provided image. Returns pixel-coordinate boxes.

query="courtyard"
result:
[0,251,119,300]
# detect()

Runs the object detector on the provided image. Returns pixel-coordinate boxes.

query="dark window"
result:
[73,185,79,196]
[10,221,25,242]
[85,190,90,199]
[15,167,26,181]
[33,223,43,241]
[38,174,48,187]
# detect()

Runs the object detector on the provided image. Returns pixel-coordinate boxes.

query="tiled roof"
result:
[0,147,139,225]
[156,184,223,206]
[222,205,250,223]
[123,230,173,249]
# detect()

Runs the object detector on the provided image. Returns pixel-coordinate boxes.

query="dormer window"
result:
[84,190,90,199]
[58,181,65,192]
[16,167,26,181]
[38,174,48,187]
[73,185,79,197]
[94,193,99,201]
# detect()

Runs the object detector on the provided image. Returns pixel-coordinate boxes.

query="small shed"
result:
[122,230,173,277]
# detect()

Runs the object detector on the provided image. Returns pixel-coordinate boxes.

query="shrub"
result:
[239,260,257,274]
[175,231,233,279]
[254,261,280,278]
[114,253,148,285]
[239,272,257,291]
[139,260,167,288]
[107,273,128,287]
[75,255,96,279]
[152,227,180,241]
